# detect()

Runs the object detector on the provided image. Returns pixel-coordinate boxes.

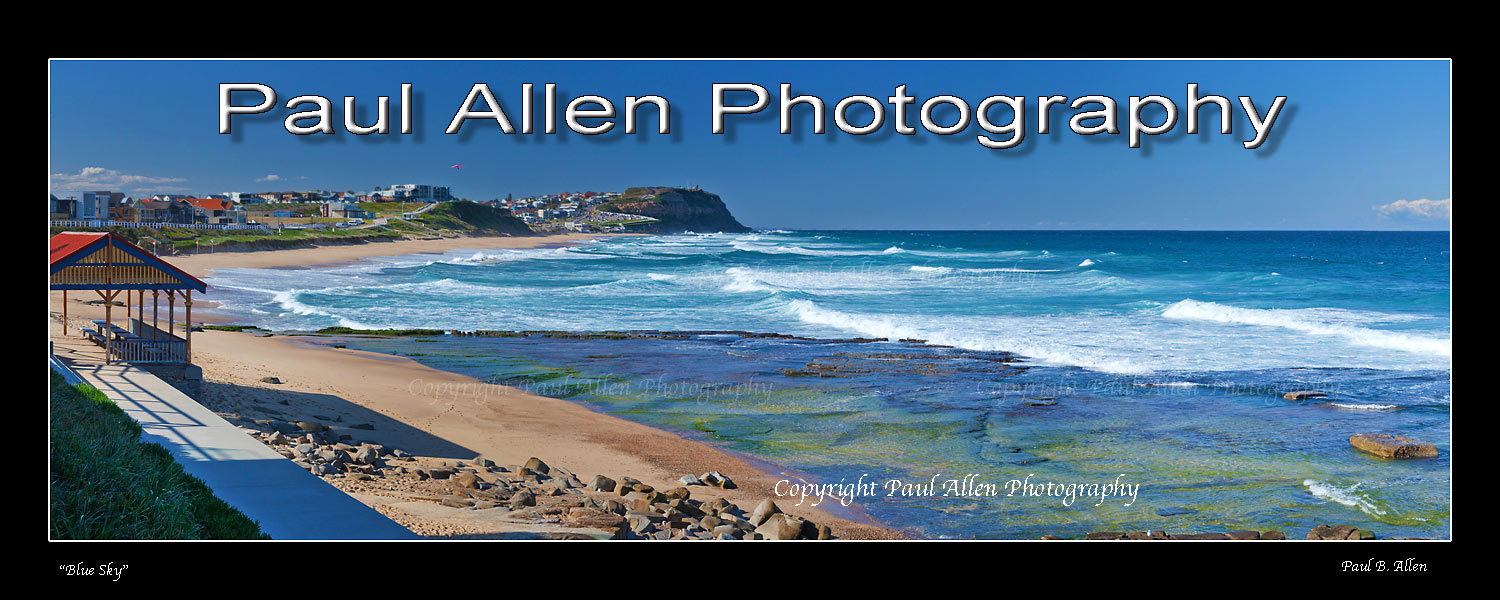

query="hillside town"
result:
[48,184,658,234]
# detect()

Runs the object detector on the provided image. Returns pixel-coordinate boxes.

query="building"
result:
[375,184,451,203]
[321,202,372,219]
[185,198,245,225]
[50,195,78,220]
[77,191,122,220]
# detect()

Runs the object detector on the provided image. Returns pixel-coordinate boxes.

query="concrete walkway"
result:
[55,358,418,540]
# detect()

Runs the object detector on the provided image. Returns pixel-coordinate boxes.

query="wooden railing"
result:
[74,318,189,364]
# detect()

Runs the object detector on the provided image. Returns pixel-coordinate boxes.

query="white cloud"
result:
[51,167,187,192]
[256,174,282,182]
[1374,198,1451,219]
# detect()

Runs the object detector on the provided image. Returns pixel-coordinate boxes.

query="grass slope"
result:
[49,370,269,539]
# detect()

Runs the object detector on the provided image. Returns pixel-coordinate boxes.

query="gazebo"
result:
[50,232,207,365]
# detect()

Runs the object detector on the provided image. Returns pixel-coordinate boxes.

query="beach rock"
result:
[815,523,833,540]
[350,423,375,431]
[295,420,325,433]
[1039,534,1063,540]
[749,499,782,527]
[1084,532,1126,540]
[509,490,537,509]
[1170,533,1231,540]
[452,472,481,489]
[565,508,627,532]
[755,513,807,540]
[712,525,742,539]
[441,495,476,508]
[701,471,736,489]
[627,515,657,536]
[662,487,691,501]
[631,483,655,494]
[266,431,287,445]
[269,420,300,435]
[1349,433,1439,459]
[1226,530,1261,540]
[705,497,733,515]
[259,376,281,384]
[679,474,705,486]
[353,446,380,465]
[1283,391,1327,400]
[427,468,454,480]
[1308,524,1361,540]
[1261,530,1287,540]
[523,457,550,475]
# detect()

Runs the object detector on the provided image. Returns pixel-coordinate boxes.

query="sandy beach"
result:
[48,232,904,540]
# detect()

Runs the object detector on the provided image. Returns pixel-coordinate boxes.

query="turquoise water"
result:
[205,231,1451,539]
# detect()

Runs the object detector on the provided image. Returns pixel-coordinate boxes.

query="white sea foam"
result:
[1304,479,1387,517]
[1078,259,1097,267]
[1162,299,1451,357]
[722,267,777,293]
[647,273,677,281]
[910,266,953,275]
[1329,403,1399,411]
[781,299,1152,374]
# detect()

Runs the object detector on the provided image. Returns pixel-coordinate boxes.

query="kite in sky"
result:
[450,164,465,170]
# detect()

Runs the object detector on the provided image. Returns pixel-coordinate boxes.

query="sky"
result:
[48,59,1451,230]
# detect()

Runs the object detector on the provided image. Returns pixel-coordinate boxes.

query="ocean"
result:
[204,230,1452,539]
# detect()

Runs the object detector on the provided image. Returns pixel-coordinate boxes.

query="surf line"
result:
[713,82,1287,150]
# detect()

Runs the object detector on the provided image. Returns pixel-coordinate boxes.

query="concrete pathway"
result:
[55,358,418,540]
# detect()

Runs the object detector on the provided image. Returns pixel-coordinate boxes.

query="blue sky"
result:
[49,59,1450,230]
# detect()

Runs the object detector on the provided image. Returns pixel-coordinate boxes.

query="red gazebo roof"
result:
[49,232,207,292]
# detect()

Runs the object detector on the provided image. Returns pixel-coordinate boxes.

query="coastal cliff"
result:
[598,187,751,234]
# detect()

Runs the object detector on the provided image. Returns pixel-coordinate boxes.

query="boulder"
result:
[259,376,281,384]
[295,420,325,433]
[701,471,736,489]
[1170,533,1231,540]
[705,497,733,515]
[1349,433,1439,459]
[266,431,287,445]
[679,474,705,486]
[749,499,781,527]
[754,513,807,540]
[509,489,537,509]
[1283,390,1327,400]
[353,446,380,465]
[452,472,481,489]
[1225,530,1261,540]
[1308,524,1361,540]
[1261,530,1287,540]
[523,457,550,475]
[1083,532,1126,540]
[662,487,691,501]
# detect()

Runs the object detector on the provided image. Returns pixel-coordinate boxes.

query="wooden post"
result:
[168,290,176,339]
[184,291,192,365]
[62,291,67,334]
[152,290,159,342]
